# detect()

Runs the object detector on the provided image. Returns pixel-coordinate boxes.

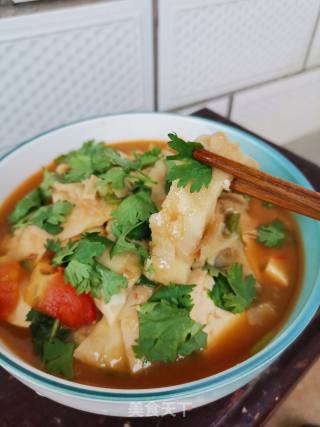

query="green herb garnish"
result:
[48,233,127,303]
[9,190,41,226]
[134,283,207,363]
[39,170,56,203]
[30,201,74,235]
[110,190,157,258]
[26,309,75,378]
[137,274,157,288]
[166,133,212,193]
[208,263,256,314]
[256,220,286,248]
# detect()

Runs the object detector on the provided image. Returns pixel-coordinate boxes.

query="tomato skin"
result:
[0,261,22,320]
[37,268,97,328]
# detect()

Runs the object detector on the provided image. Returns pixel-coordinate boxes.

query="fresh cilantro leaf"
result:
[127,221,151,240]
[149,284,195,310]
[111,190,157,235]
[31,201,74,234]
[49,233,127,301]
[39,170,56,203]
[167,133,203,160]
[58,141,130,183]
[133,147,162,169]
[223,264,256,313]
[178,322,208,357]
[62,234,111,293]
[133,301,206,363]
[98,167,127,190]
[65,259,92,294]
[46,239,62,254]
[225,212,240,235]
[50,240,79,266]
[26,309,74,378]
[110,234,137,256]
[57,140,160,184]
[110,235,149,261]
[134,283,206,363]
[72,233,109,264]
[127,171,157,191]
[109,190,156,259]
[134,243,150,261]
[166,133,212,193]
[256,220,286,248]
[99,145,132,171]
[90,143,112,173]
[62,152,93,183]
[209,272,229,309]
[26,309,56,355]
[208,263,256,314]
[205,263,221,278]
[43,339,75,378]
[137,274,157,288]
[167,158,212,193]
[9,189,41,225]
[92,262,128,303]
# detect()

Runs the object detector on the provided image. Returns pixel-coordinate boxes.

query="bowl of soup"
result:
[0,113,319,417]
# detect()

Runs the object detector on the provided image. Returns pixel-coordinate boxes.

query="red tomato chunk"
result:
[37,267,97,328]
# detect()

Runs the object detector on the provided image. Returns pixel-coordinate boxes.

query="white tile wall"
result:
[307,19,320,68]
[231,69,320,145]
[158,0,320,111]
[175,96,230,117]
[0,0,154,149]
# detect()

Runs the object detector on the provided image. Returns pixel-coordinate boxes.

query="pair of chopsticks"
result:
[193,148,320,220]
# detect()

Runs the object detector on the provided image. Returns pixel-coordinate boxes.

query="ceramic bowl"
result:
[0,113,319,417]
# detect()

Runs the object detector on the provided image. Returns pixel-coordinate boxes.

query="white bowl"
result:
[1,113,319,417]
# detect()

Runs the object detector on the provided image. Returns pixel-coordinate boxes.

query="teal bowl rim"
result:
[0,112,320,401]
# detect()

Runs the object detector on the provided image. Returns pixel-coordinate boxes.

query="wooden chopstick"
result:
[193,148,320,220]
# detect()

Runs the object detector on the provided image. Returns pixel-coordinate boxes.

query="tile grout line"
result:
[167,64,320,113]
[302,4,320,69]
[152,0,159,111]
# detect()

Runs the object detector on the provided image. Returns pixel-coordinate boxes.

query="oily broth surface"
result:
[0,140,303,388]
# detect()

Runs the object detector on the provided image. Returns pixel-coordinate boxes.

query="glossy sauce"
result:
[0,141,303,388]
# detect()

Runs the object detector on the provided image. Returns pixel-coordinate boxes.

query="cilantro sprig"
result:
[9,190,41,226]
[26,309,75,378]
[132,147,162,169]
[10,197,73,235]
[30,201,74,234]
[134,284,207,363]
[110,190,157,259]
[39,170,57,202]
[208,263,256,314]
[256,220,286,248]
[166,133,213,192]
[58,141,161,184]
[47,233,128,303]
